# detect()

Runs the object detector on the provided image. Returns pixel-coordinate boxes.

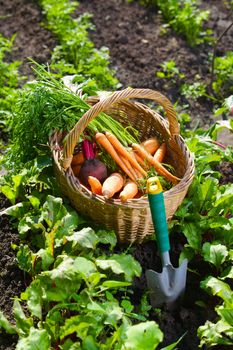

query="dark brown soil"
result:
[0,196,24,349]
[0,0,232,349]
[77,0,233,129]
[0,0,56,81]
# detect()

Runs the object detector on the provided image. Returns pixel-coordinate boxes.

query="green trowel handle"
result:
[148,192,170,253]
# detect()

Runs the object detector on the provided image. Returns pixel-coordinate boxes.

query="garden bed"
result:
[0,1,232,349]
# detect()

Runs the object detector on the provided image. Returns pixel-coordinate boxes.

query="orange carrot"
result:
[71,151,85,166]
[95,132,136,181]
[128,150,145,178]
[105,132,147,177]
[132,143,180,184]
[154,143,166,163]
[120,156,138,180]
[88,176,102,195]
[102,173,124,199]
[141,137,160,155]
[119,180,138,202]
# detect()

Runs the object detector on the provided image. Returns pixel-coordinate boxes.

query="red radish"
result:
[78,139,108,187]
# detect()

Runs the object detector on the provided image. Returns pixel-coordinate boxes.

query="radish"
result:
[78,139,108,187]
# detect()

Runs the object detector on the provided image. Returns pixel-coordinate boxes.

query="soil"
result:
[0,0,232,349]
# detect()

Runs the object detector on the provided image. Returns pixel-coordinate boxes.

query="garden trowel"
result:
[146,177,188,309]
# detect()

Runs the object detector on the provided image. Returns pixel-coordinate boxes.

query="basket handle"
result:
[61,87,180,169]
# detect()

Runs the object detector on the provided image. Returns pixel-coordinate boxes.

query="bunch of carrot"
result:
[71,131,180,202]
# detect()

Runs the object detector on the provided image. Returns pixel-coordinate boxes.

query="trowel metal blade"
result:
[146,259,188,308]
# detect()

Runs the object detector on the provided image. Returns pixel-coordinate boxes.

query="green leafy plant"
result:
[4,64,138,172]
[0,34,21,142]
[198,276,233,347]
[156,60,185,81]
[37,0,119,90]
[130,0,211,45]
[212,51,233,97]
[0,187,169,349]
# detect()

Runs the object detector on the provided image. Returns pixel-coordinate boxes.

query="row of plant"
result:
[128,0,212,45]
[0,34,21,150]
[0,0,233,348]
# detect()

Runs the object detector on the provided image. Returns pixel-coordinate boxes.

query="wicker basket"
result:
[50,88,195,243]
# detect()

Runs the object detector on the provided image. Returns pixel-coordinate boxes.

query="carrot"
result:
[132,151,149,170]
[141,137,160,155]
[132,143,181,184]
[120,156,138,180]
[128,150,145,178]
[95,132,136,181]
[154,142,166,163]
[88,176,102,195]
[71,151,85,166]
[102,173,124,199]
[105,132,147,177]
[119,180,138,202]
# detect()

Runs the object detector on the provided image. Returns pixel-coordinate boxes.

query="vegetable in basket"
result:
[102,173,124,199]
[78,139,108,187]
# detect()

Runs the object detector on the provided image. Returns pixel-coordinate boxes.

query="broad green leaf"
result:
[123,321,163,350]
[34,248,54,271]
[16,328,51,350]
[82,335,99,350]
[66,227,99,249]
[179,246,195,263]
[59,339,81,350]
[198,320,233,347]
[202,243,228,269]
[182,222,202,251]
[60,315,97,340]
[1,185,16,204]
[39,256,82,301]
[16,245,32,273]
[18,214,42,237]
[214,185,233,209]
[201,277,233,303]
[87,301,123,326]
[13,299,33,336]
[217,307,233,326]
[26,195,40,209]
[96,254,141,281]
[42,195,67,228]
[198,177,218,210]
[22,280,43,320]
[0,311,17,334]
[221,266,233,280]
[96,229,117,249]
[74,256,97,279]
[0,202,30,218]
[55,210,80,240]
[104,302,123,326]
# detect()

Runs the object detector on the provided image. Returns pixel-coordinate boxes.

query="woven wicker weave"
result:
[50,88,195,243]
